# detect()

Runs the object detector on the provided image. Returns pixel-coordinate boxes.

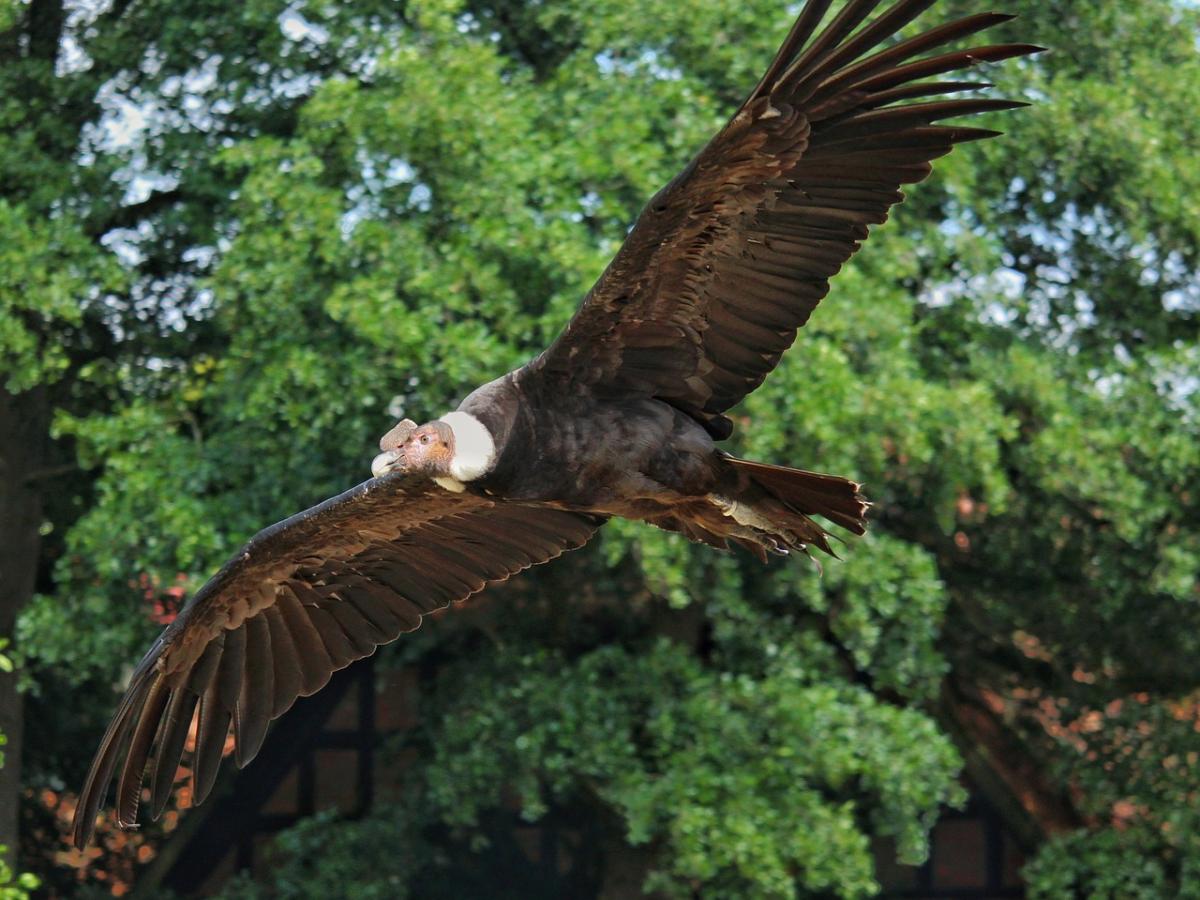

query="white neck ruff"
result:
[439,411,497,483]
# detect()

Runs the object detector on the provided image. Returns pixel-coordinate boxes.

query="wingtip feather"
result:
[71,668,161,849]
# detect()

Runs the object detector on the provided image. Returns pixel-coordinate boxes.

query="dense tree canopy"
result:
[3,0,1199,896]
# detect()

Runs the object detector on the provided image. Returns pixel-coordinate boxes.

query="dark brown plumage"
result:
[538,3,1036,438]
[72,477,601,847]
[73,0,1038,849]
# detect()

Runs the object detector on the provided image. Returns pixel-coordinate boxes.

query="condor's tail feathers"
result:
[728,456,870,538]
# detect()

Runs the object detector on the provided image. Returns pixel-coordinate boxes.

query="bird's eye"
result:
[420,434,432,444]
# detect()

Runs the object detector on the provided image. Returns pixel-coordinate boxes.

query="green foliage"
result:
[0,203,121,392]
[0,852,39,900]
[0,639,39,899]
[7,0,1200,896]
[421,640,961,898]
[1025,827,1178,900]
[216,809,426,900]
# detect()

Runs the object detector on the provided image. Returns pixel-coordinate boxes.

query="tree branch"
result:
[937,676,1083,853]
[22,462,80,484]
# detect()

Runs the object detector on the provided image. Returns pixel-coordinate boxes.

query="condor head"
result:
[371,419,455,479]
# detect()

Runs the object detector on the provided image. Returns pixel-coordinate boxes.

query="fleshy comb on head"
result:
[379,419,417,451]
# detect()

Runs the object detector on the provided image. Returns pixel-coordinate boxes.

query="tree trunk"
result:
[0,384,50,865]
[937,676,1082,853]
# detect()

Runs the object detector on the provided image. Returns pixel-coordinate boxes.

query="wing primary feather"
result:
[264,605,304,718]
[276,586,334,696]
[812,123,1000,153]
[359,580,425,630]
[789,0,940,99]
[148,637,223,818]
[181,637,224,693]
[774,0,884,95]
[115,675,172,828]
[303,604,362,668]
[367,560,458,614]
[234,614,273,767]
[149,688,198,819]
[851,43,1042,97]
[846,79,995,111]
[508,509,603,550]
[191,627,242,804]
[443,518,538,567]
[216,626,245,712]
[71,667,160,848]
[191,692,231,807]
[322,599,382,656]
[750,0,835,100]
[809,12,1016,103]
[340,590,406,641]
[288,581,360,667]
[400,535,492,591]
[120,624,223,830]
[812,97,1027,144]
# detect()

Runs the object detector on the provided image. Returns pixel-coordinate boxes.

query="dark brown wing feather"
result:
[534,0,1039,427]
[71,473,603,848]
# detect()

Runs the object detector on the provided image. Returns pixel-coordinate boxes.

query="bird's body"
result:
[465,375,720,509]
[412,371,858,557]
[72,0,1040,849]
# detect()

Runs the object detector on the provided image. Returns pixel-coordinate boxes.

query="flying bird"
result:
[73,0,1038,848]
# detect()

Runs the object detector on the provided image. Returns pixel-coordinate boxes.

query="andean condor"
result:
[73,0,1039,848]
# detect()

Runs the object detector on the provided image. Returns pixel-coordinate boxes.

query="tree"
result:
[0,0,410,866]
[9,0,1200,896]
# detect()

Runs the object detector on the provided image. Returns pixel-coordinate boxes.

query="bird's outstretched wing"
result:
[71,474,603,848]
[534,0,1039,435]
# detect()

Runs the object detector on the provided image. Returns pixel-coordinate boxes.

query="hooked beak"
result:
[371,447,405,479]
